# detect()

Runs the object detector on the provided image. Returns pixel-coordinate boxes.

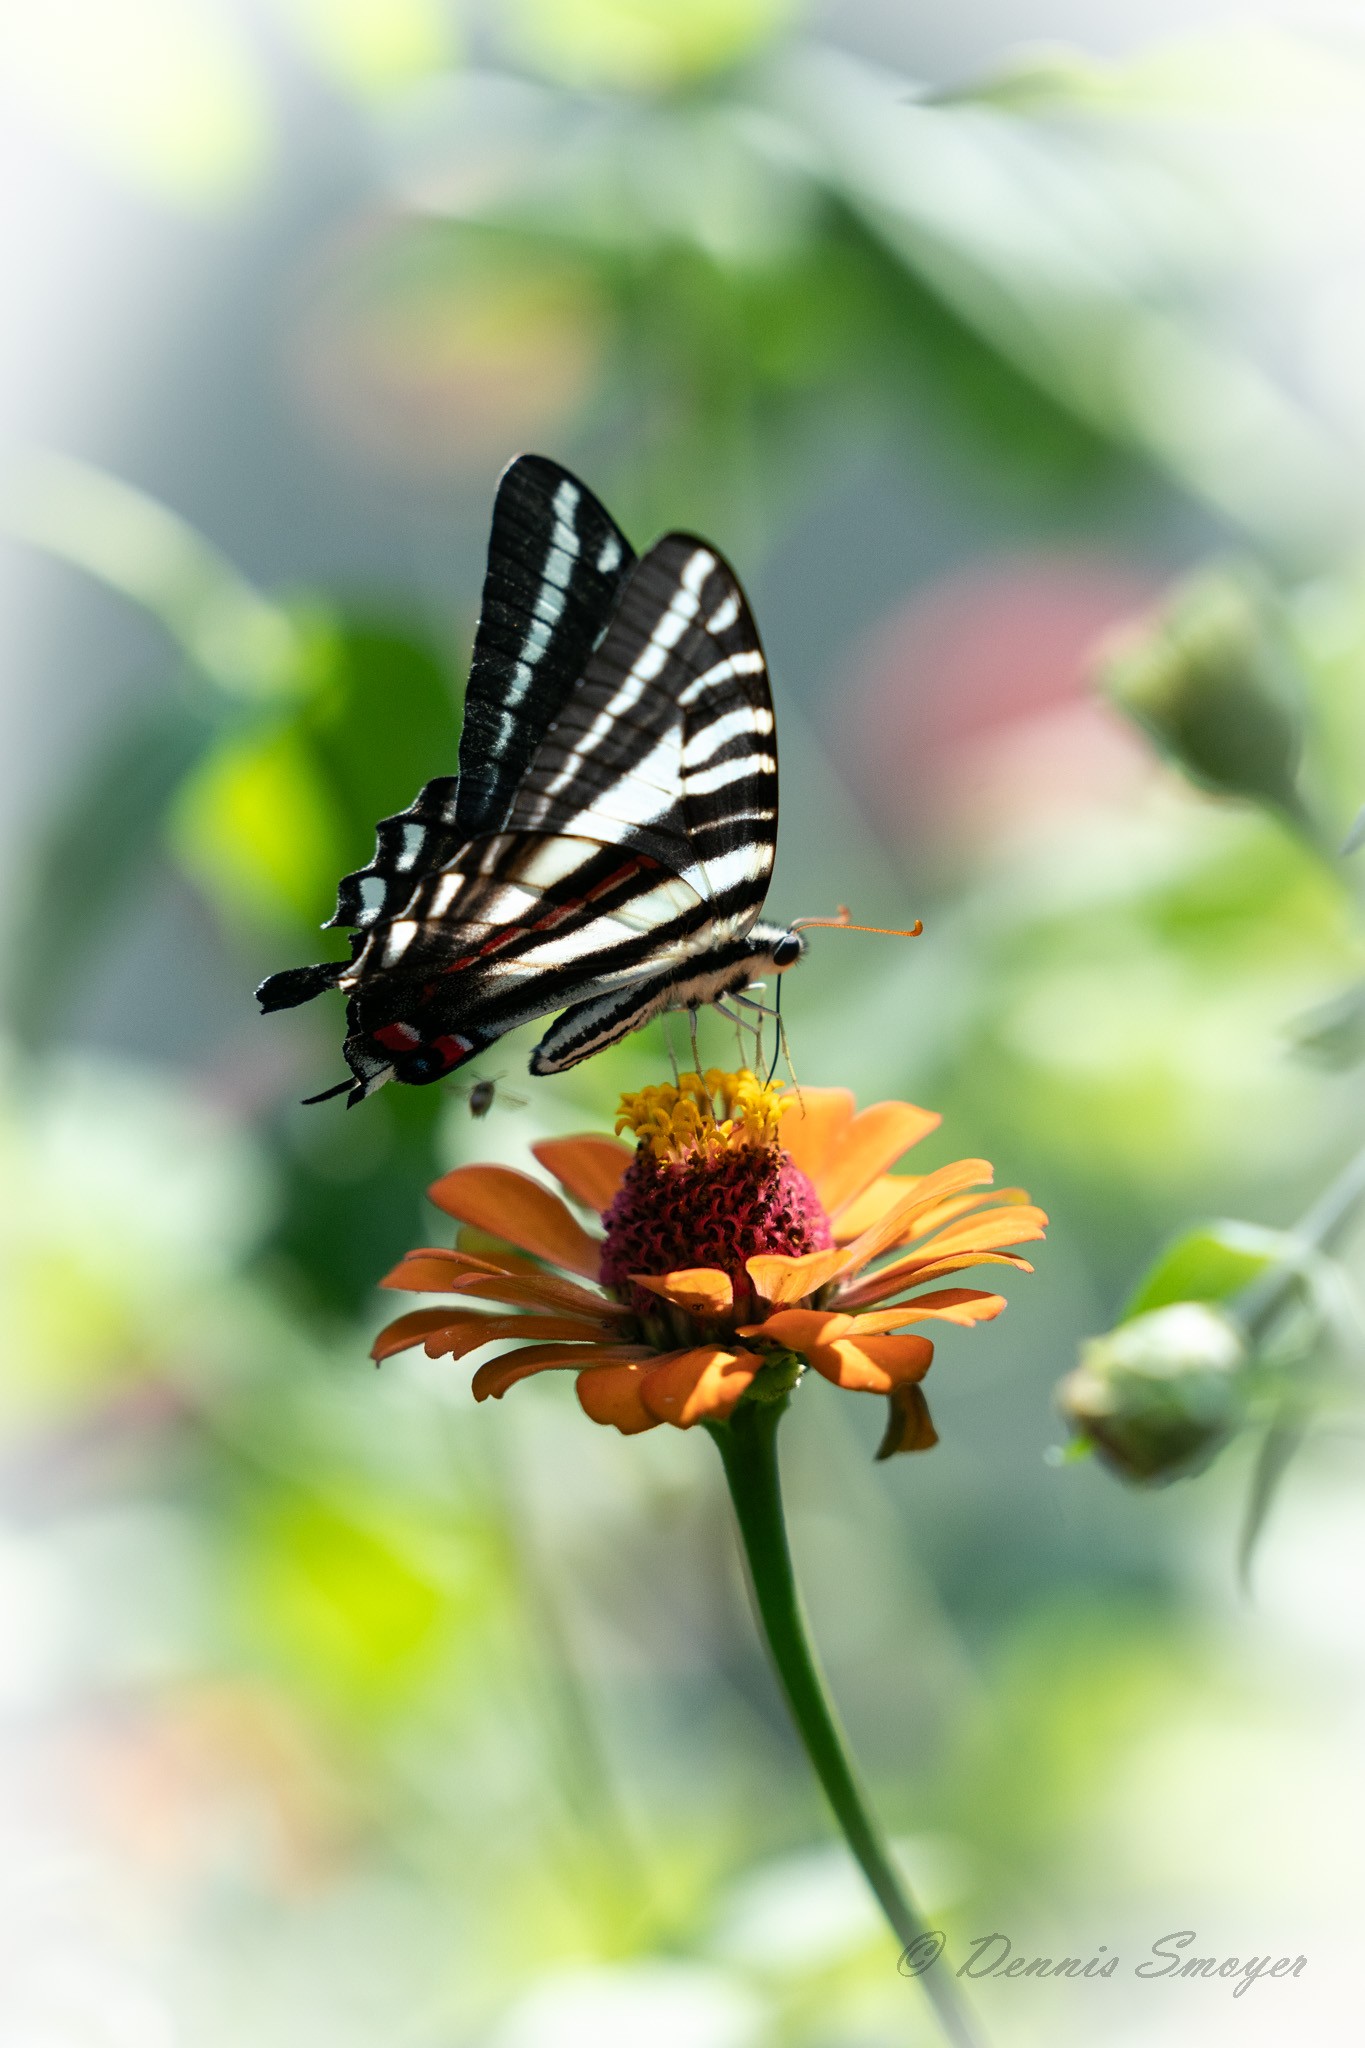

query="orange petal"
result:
[776,1088,855,1191]
[804,1332,935,1394]
[746,1246,854,1305]
[839,1185,1029,1250]
[427,1165,602,1278]
[633,1268,734,1315]
[903,1188,1033,1242]
[639,1347,761,1426]
[833,1175,921,1243]
[380,1250,626,1321]
[472,1342,651,1401]
[532,1134,633,1215]
[876,1383,940,1458]
[819,1101,942,1215]
[736,1308,853,1347]
[454,1226,542,1273]
[371,1307,467,1362]
[438,1270,629,1321]
[905,1206,1049,1262]
[839,1158,995,1279]
[379,1248,503,1292]
[423,1312,616,1361]
[838,1249,1035,1310]
[575,1361,663,1434]
[843,1289,1006,1331]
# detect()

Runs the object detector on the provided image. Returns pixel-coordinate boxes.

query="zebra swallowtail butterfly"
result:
[257,454,804,1104]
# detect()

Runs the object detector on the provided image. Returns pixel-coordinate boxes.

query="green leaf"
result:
[1121,1222,1280,1321]
[258,1079,449,1319]
[935,28,1365,122]
[169,716,347,928]
[302,615,464,861]
[168,612,465,934]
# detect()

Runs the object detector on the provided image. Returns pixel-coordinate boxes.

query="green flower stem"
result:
[1235,1135,1365,1340]
[708,1398,986,2048]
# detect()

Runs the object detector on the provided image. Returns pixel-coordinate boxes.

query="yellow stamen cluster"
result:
[615,1069,792,1162]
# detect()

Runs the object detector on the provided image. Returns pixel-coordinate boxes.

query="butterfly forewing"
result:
[454,455,635,836]
[318,456,635,944]
[502,533,776,923]
[345,537,778,1066]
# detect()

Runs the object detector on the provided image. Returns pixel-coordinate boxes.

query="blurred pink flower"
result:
[836,555,1162,855]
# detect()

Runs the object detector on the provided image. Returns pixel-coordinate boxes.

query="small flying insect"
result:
[452,1073,526,1119]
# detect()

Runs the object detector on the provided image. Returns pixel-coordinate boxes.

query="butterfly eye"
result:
[772,933,803,969]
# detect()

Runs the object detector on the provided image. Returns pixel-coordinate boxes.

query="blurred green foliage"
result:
[6,10,1365,2047]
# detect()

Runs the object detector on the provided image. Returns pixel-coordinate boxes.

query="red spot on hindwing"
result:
[430,1034,474,1066]
[375,1022,423,1052]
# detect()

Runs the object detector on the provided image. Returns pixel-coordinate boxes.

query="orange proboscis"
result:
[791,904,923,939]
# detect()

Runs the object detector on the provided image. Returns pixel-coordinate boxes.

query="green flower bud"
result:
[1098,568,1306,821]
[1058,1301,1249,1484]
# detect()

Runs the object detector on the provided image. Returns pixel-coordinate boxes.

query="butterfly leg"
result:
[712,997,750,1071]
[733,989,776,1071]
[687,1006,703,1081]
[718,997,764,1072]
[777,1005,802,1103]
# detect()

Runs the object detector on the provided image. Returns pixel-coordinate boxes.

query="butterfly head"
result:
[744,921,807,975]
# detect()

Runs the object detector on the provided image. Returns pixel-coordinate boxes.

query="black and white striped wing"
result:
[258,482,785,1100]
[258,456,633,1013]
[453,453,636,837]
[360,534,778,1006]
[500,533,778,943]
[328,454,634,935]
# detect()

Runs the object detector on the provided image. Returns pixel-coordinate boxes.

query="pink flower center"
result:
[600,1145,833,1318]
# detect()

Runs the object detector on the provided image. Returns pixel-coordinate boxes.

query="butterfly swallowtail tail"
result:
[257,455,804,1104]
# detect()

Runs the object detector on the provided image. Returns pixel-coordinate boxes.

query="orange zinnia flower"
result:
[373,1070,1045,1457]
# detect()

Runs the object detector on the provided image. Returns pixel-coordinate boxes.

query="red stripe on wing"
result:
[429,853,659,981]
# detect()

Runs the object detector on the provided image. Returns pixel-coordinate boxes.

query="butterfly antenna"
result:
[792,904,923,938]
[765,976,784,1085]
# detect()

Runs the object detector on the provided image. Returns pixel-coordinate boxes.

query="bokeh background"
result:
[3,3,1365,2044]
